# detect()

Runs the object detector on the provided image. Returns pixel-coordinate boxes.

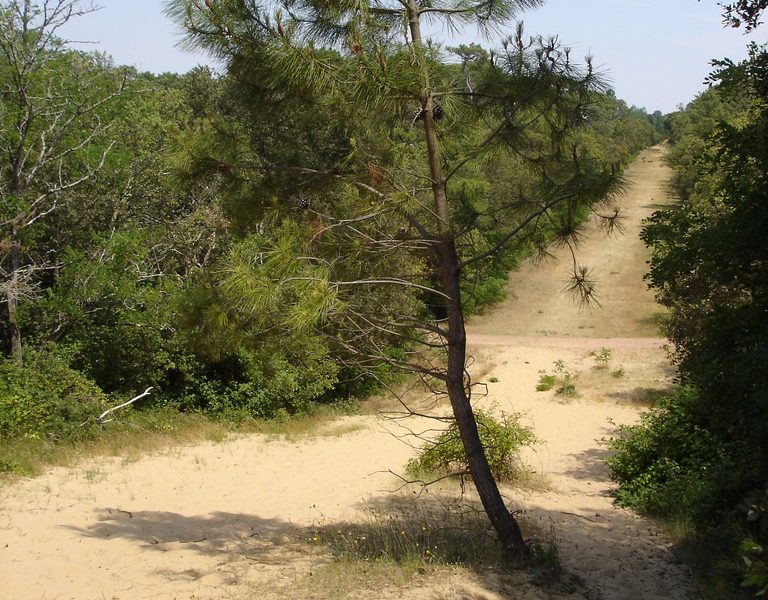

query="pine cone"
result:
[217,162,230,174]
[297,197,310,210]
[432,104,444,121]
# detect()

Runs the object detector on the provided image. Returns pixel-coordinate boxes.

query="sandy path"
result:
[469,144,669,340]
[0,145,692,600]
[466,144,691,599]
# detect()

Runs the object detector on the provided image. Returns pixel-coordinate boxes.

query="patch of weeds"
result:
[0,407,229,482]
[536,361,578,398]
[592,347,613,369]
[612,366,626,378]
[488,376,499,383]
[536,373,557,392]
[0,456,29,476]
[319,422,366,438]
[82,467,106,483]
[312,497,516,569]
[556,381,577,397]
[292,556,426,599]
[206,428,227,443]
[613,386,669,407]
[286,497,567,599]
[553,362,577,397]
[530,539,560,573]
[252,401,363,440]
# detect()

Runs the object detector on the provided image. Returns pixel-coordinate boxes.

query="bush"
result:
[536,374,557,391]
[406,410,537,482]
[592,347,612,369]
[741,487,768,596]
[604,386,745,522]
[536,360,577,397]
[0,347,108,443]
[176,342,339,422]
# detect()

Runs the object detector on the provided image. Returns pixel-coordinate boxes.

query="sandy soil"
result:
[0,145,693,599]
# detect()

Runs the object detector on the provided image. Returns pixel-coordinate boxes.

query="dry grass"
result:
[0,408,230,481]
[248,403,366,440]
[258,492,567,600]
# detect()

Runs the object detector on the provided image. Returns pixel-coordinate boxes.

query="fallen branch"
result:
[86,387,153,426]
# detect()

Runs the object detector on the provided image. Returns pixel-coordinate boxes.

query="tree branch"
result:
[86,387,154,426]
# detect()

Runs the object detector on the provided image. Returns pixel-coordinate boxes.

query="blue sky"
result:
[60,0,762,113]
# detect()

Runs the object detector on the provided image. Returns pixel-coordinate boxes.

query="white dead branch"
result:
[93,387,153,425]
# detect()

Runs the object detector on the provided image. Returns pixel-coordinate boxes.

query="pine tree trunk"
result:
[437,235,529,562]
[405,0,529,562]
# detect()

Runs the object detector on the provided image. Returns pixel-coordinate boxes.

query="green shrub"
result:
[536,361,577,397]
[556,380,577,397]
[406,410,537,482]
[536,374,557,391]
[604,386,740,521]
[0,348,108,442]
[741,488,768,596]
[177,342,339,422]
[592,347,613,369]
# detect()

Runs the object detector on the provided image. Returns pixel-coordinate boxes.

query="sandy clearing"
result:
[0,145,693,600]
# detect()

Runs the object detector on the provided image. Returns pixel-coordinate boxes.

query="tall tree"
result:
[0,0,124,362]
[167,0,622,560]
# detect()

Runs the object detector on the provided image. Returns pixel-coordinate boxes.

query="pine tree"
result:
[167,0,623,561]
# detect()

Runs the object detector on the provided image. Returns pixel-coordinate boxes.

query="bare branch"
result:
[87,387,154,426]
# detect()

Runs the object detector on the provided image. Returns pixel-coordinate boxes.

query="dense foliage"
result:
[605,31,768,593]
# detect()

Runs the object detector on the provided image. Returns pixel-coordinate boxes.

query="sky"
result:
[59,0,763,114]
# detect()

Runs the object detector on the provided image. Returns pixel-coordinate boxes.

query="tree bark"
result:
[406,0,529,562]
[437,234,529,561]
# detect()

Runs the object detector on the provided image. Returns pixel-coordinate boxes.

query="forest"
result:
[0,0,766,597]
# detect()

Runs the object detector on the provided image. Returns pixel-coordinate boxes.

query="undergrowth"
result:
[299,495,564,594]
[0,406,229,478]
[535,360,577,398]
[312,499,506,568]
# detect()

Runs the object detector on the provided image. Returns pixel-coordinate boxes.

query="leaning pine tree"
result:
[167,0,624,562]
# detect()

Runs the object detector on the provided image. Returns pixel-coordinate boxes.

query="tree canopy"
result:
[161,0,653,559]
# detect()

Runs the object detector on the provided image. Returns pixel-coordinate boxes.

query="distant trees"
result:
[611,14,767,523]
[607,1,768,592]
